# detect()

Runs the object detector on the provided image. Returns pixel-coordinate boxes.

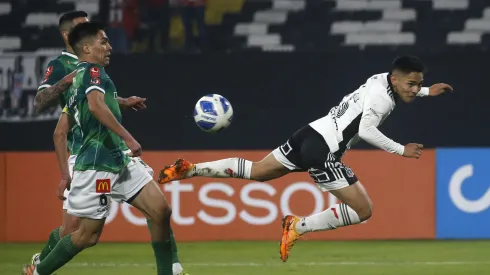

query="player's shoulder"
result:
[79,62,106,78]
[363,72,395,105]
[45,57,64,70]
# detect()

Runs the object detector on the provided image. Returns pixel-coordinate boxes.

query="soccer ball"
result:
[194,94,233,132]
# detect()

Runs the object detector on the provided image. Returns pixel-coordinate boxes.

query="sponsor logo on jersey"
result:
[90,67,100,78]
[96,179,111,193]
[44,66,53,77]
[90,77,101,85]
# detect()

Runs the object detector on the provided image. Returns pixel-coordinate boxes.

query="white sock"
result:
[33,268,40,275]
[295,203,361,234]
[187,158,252,179]
[173,262,183,275]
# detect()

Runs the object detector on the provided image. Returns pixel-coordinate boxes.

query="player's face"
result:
[391,72,424,103]
[89,30,112,66]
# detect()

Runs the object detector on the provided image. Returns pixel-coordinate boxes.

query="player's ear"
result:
[82,43,90,55]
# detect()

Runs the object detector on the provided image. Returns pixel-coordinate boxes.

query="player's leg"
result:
[134,155,188,275]
[23,169,111,275]
[24,218,106,275]
[33,155,80,264]
[33,210,80,264]
[114,160,173,275]
[158,142,296,184]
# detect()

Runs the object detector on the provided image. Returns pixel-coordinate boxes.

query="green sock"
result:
[38,227,61,261]
[36,235,82,275]
[151,240,173,275]
[169,226,179,264]
[147,220,180,264]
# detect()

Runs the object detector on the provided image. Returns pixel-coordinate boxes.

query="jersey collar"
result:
[62,50,78,60]
[386,73,399,103]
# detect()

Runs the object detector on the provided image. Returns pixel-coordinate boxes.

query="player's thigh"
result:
[329,181,373,220]
[129,180,171,221]
[252,152,291,181]
[112,160,170,220]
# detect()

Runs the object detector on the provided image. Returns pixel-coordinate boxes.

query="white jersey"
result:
[309,73,429,158]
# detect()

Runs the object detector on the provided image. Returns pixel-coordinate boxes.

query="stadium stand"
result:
[0,0,489,52]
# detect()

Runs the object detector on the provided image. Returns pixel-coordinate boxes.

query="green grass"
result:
[1,241,489,274]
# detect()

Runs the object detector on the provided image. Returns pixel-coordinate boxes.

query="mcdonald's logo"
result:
[96,179,111,193]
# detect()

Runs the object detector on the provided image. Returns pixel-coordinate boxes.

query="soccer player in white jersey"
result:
[157,56,453,262]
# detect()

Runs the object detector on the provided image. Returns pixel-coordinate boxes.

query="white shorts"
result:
[62,152,154,210]
[66,159,153,219]
[62,155,77,210]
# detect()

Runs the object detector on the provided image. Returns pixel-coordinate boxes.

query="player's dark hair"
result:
[68,22,104,56]
[59,11,88,31]
[391,56,425,74]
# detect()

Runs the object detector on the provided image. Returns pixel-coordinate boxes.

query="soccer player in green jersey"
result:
[23,22,175,275]
[29,12,188,275]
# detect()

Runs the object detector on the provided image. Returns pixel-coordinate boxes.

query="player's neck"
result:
[79,56,103,66]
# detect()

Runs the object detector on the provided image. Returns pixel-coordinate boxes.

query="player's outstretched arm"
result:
[417,83,454,97]
[53,111,72,178]
[34,70,77,113]
[53,110,74,200]
[117,96,147,111]
[359,93,423,159]
[87,90,142,156]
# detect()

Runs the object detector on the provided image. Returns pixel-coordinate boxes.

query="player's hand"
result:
[125,138,142,157]
[403,143,424,159]
[429,83,453,96]
[57,175,71,201]
[125,96,147,111]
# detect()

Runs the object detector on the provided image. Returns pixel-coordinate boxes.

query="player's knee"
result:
[358,201,373,222]
[61,217,80,237]
[71,230,99,249]
[150,202,172,224]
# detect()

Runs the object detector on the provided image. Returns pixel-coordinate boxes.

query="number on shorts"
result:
[99,194,108,206]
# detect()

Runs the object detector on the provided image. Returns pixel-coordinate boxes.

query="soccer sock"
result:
[169,226,180,264]
[38,227,61,261]
[295,203,361,234]
[147,220,180,264]
[36,235,82,275]
[188,158,252,179]
[151,240,173,275]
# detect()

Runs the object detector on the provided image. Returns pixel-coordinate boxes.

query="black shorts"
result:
[272,125,358,191]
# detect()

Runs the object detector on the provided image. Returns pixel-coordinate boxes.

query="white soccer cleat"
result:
[30,253,41,265]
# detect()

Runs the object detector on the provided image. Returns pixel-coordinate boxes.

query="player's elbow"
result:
[88,101,99,114]
[33,98,43,113]
[358,124,371,141]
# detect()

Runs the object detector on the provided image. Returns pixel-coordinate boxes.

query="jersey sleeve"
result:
[38,59,66,91]
[359,84,405,155]
[82,65,106,95]
[417,87,430,97]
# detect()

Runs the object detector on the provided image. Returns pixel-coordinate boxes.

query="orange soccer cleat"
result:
[22,264,36,275]
[158,158,195,184]
[279,215,302,262]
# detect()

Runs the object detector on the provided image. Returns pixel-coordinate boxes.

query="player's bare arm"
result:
[87,90,142,156]
[428,83,453,96]
[117,96,147,110]
[53,111,74,200]
[34,70,77,113]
